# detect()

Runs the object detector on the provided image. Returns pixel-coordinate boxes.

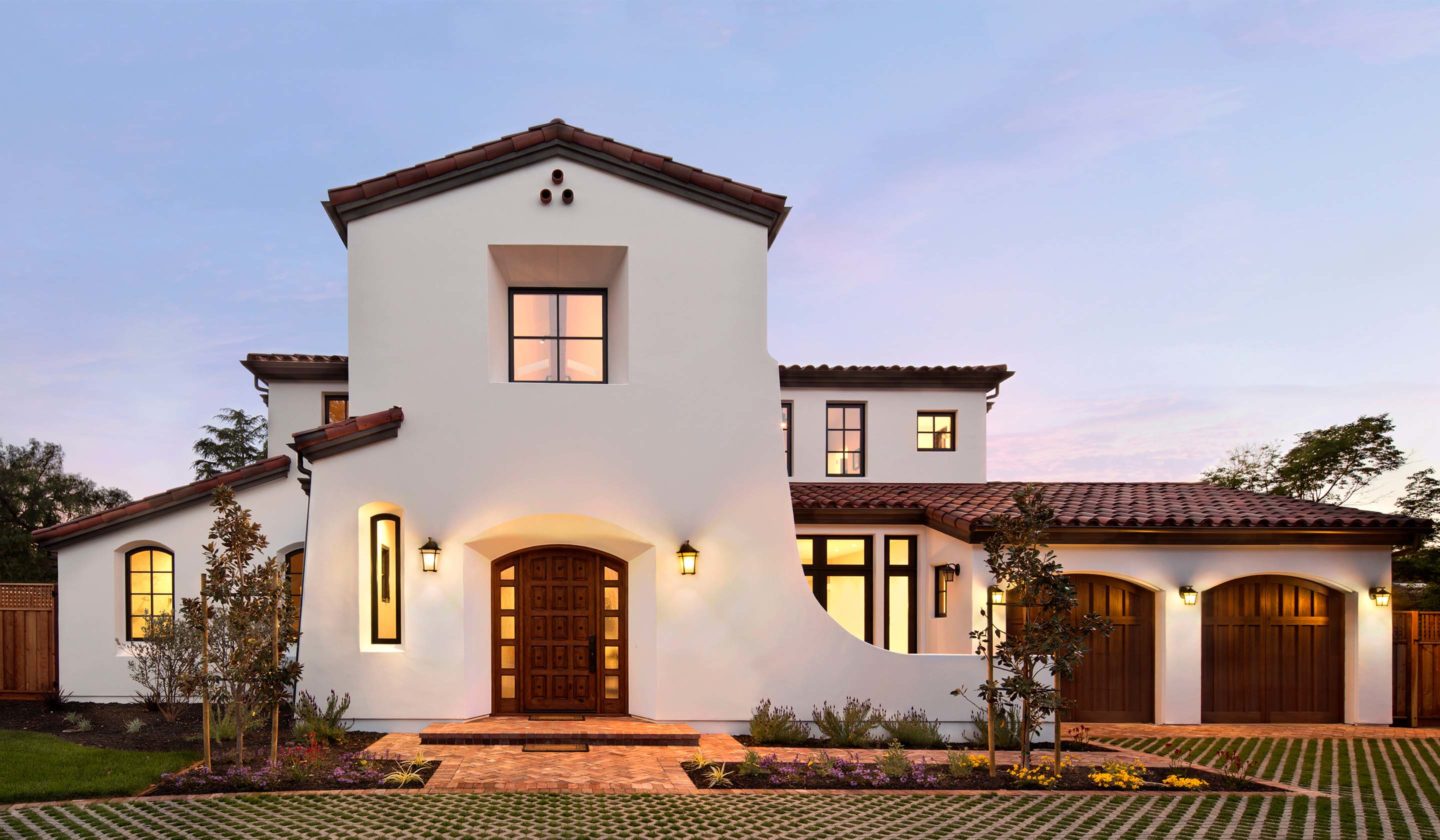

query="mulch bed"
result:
[684,756,1278,792]
[147,744,438,796]
[0,700,207,752]
[734,736,1115,753]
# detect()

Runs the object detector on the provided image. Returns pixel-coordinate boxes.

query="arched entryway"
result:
[1202,575,1343,723]
[492,546,628,716]
[1006,574,1155,722]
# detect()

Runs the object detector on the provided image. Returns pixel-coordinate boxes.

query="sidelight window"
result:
[370,514,401,644]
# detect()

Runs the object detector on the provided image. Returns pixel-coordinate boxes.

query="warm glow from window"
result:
[917,411,955,451]
[826,576,868,640]
[370,514,400,644]
[510,290,606,382]
[826,403,864,476]
[324,394,349,425]
[126,547,174,640]
[286,549,304,635]
[799,536,872,644]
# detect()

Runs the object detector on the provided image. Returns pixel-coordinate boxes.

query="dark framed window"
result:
[285,548,305,636]
[917,411,955,451]
[322,393,349,425]
[825,402,865,477]
[509,289,607,383]
[884,536,918,654]
[781,401,793,477]
[370,514,401,644]
[124,546,174,641]
[798,536,873,643]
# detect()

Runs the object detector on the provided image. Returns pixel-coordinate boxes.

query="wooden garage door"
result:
[1006,575,1154,723]
[1202,576,1343,723]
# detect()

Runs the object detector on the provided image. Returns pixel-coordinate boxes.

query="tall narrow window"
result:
[285,548,305,636]
[509,289,606,383]
[826,403,865,476]
[917,411,955,451]
[370,514,401,644]
[323,393,349,424]
[781,401,793,477]
[798,536,873,643]
[884,537,918,654]
[125,546,174,641]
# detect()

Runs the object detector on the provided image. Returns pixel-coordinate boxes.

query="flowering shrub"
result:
[1088,761,1146,790]
[947,751,990,775]
[749,752,948,789]
[1162,774,1209,790]
[1005,759,1065,790]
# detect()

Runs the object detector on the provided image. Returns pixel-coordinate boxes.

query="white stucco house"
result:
[35,119,1429,733]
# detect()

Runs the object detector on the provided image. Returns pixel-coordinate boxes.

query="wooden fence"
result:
[1394,610,1440,726]
[0,584,58,699]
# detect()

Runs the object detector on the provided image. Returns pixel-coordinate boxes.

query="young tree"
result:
[187,486,299,765]
[962,486,1109,769]
[1202,414,1405,506]
[192,409,268,480]
[0,438,131,581]
[1394,468,1440,609]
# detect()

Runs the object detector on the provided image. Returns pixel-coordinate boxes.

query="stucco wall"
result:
[55,472,308,700]
[266,380,347,458]
[781,388,989,482]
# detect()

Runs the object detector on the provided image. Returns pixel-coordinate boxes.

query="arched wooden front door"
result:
[492,546,627,715]
[1006,575,1155,722]
[1202,576,1343,723]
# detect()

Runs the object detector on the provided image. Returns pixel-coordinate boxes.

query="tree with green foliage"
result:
[1202,414,1405,506]
[959,486,1109,769]
[1394,468,1440,609]
[0,438,130,581]
[185,486,299,765]
[192,409,267,480]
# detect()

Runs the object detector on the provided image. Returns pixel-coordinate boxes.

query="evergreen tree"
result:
[192,409,267,480]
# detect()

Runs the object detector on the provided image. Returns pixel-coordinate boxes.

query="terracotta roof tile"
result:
[290,406,404,460]
[791,482,1432,544]
[325,119,789,243]
[241,353,349,383]
[34,456,292,547]
[779,364,1014,390]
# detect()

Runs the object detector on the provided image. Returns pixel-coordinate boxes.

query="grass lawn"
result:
[0,730,198,804]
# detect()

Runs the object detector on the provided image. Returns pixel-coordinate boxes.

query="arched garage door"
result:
[1202,576,1343,723]
[1008,574,1155,722]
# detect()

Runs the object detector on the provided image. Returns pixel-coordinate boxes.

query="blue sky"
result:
[2,1,1437,508]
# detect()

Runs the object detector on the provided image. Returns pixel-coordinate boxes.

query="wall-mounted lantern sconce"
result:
[677,541,698,576]
[934,564,960,617]
[419,538,441,573]
[1179,585,1198,606]
[987,584,1007,606]
[1370,586,1391,607]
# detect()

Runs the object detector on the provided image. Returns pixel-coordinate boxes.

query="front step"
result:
[418,715,701,747]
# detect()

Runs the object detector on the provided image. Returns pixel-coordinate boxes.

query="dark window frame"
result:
[825,402,866,477]
[321,392,349,425]
[285,548,305,636]
[916,410,957,452]
[369,513,402,645]
[799,535,874,644]
[123,545,174,642]
[884,536,919,654]
[781,401,793,477]
[507,287,608,384]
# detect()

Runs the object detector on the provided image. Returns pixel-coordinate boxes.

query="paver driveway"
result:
[3,737,1439,839]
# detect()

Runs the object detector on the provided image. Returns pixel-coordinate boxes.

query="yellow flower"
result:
[1162,774,1208,790]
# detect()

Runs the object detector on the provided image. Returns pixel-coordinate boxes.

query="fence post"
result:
[1411,611,1421,729]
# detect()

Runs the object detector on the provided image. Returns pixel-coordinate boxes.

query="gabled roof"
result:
[323,118,791,245]
[242,353,349,383]
[34,456,293,548]
[290,406,404,461]
[780,364,1013,391]
[791,482,1432,546]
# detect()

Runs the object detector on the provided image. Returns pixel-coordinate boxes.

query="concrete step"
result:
[418,715,701,747]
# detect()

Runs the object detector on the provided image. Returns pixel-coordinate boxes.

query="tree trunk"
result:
[1019,695,1031,768]
[234,701,246,766]
[1053,670,1062,770]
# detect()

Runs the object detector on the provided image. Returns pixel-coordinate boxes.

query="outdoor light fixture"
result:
[1371,587,1391,607]
[419,538,441,573]
[677,541,698,576]
[987,585,1006,606]
[1179,585,1198,606]
[934,564,961,618]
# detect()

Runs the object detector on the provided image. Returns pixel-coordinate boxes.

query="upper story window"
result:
[510,289,606,383]
[826,402,865,477]
[781,402,793,477]
[125,546,174,641]
[917,411,955,451]
[323,393,349,425]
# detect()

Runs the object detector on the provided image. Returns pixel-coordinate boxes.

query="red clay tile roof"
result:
[241,353,349,383]
[780,364,1013,390]
[323,119,790,244]
[791,482,1432,545]
[290,406,404,461]
[34,456,293,548]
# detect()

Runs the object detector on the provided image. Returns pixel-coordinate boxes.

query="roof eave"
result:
[779,367,1015,390]
[241,358,350,383]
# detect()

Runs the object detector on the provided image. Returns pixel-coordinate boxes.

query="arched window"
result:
[370,514,401,644]
[125,546,174,641]
[285,548,305,635]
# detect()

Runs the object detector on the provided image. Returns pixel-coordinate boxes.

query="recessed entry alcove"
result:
[487,245,629,384]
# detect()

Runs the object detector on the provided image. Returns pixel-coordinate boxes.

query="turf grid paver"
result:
[4,737,1440,839]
